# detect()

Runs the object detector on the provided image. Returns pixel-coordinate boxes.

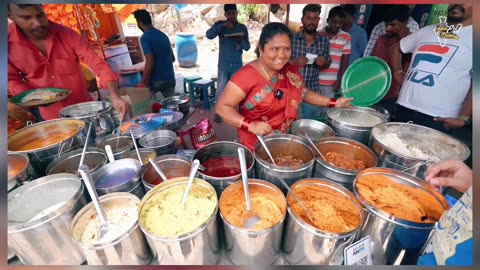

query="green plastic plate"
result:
[10,88,71,107]
[341,56,391,107]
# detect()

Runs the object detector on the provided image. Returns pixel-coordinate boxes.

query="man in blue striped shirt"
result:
[291,4,331,119]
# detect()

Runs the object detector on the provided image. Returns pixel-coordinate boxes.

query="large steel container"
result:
[45,147,107,176]
[282,179,364,265]
[290,119,335,142]
[8,173,88,265]
[138,177,220,265]
[369,122,470,178]
[8,119,88,177]
[70,192,152,265]
[193,141,254,196]
[59,101,116,139]
[312,137,377,191]
[219,179,287,265]
[139,130,177,156]
[96,134,134,160]
[353,167,449,265]
[327,107,387,145]
[253,134,315,194]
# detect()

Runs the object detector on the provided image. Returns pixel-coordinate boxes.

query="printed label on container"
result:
[344,236,372,265]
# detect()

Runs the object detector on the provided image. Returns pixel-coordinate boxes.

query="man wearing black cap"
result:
[206,4,250,122]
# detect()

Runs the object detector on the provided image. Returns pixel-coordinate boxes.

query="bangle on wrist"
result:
[240,118,252,131]
[327,98,337,108]
[395,70,404,74]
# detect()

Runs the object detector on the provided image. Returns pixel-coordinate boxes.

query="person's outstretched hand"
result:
[335,97,353,107]
[425,159,472,193]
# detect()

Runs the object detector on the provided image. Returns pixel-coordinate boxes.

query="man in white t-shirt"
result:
[391,4,472,132]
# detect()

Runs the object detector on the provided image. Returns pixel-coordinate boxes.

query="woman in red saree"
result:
[216,22,353,150]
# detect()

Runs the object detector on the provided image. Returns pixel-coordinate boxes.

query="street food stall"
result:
[7,4,471,267]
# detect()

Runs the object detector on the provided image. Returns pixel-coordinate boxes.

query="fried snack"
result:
[220,185,286,230]
[324,152,367,170]
[288,185,361,233]
[355,174,447,223]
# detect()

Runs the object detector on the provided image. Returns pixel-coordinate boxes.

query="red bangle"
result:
[240,118,251,131]
[328,98,337,108]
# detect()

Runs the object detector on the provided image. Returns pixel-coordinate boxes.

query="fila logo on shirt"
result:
[406,43,458,87]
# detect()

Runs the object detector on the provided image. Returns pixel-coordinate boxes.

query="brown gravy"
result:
[16,130,77,151]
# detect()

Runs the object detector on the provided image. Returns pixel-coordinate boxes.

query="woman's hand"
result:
[248,121,273,136]
[110,95,130,121]
[425,159,472,193]
[334,97,353,107]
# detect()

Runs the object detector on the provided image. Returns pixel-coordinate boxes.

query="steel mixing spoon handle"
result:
[305,133,326,161]
[256,135,276,165]
[78,123,93,170]
[149,158,168,182]
[105,145,115,163]
[238,147,252,212]
[78,165,107,225]
[130,129,143,165]
[180,159,200,206]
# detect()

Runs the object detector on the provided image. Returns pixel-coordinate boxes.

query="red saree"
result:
[230,62,305,150]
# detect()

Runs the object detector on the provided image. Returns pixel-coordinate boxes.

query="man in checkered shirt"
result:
[363,5,419,56]
[291,4,331,119]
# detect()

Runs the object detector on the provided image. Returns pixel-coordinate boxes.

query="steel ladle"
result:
[180,159,201,206]
[129,129,143,165]
[305,133,327,161]
[256,135,276,165]
[238,147,261,229]
[78,165,115,241]
[148,158,168,182]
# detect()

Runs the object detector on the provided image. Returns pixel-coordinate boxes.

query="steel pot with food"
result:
[125,148,157,165]
[253,134,315,195]
[141,154,192,191]
[8,153,37,191]
[139,130,177,156]
[96,133,135,160]
[138,177,220,265]
[8,119,87,177]
[193,141,254,196]
[70,192,152,265]
[219,179,287,265]
[91,158,144,199]
[45,147,107,176]
[353,167,449,265]
[312,136,377,190]
[369,122,470,179]
[8,173,88,265]
[327,107,387,145]
[59,101,116,139]
[282,178,364,265]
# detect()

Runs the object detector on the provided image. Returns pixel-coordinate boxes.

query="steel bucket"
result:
[253,134,315,194]
[141,154,192,191]
[138,177,220,265]
[369,122,470,179]
[312,137,377,191]
[8,153,37,191]
[8,119,88,177]
[96,134,134,160]
[327,107,387,145]
[219,179,287,265]
[59,101,116,139]
[193,141,254,196]
[70,192,152,265]
[8,173,88,265]
[161,94,191,115]
[282,179,364,265]
[353,167,449,265]
[45,147,107,176]
[139,130,177,156]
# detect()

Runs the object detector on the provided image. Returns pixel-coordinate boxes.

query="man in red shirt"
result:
[8,4,129,121]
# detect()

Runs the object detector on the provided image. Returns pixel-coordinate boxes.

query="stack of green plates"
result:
[341,56,392,107]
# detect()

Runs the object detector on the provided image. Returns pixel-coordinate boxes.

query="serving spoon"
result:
[256,135,277,165]
[180,159,201,206]
[148,158,168,183]
[238,147,261,229]
[305,133,326,161]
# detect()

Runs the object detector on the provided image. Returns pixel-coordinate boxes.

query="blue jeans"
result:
[216,63,243,102]
[301,85,335,119]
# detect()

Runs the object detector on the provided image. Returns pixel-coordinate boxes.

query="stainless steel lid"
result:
[327,107,387,128]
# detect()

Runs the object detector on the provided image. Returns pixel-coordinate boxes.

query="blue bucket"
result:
[175,32,198,68]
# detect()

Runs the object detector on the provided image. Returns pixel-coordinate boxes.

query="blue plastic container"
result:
[175,32,198,68]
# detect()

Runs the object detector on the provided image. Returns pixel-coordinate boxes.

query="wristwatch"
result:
[457,115,472,126]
